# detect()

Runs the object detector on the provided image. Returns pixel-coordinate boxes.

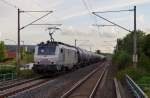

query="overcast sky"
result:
[0,0,150,53]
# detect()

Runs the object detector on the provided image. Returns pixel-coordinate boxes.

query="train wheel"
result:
[61,66,65,72]
[61,66,69,72]
[72,65,77,71]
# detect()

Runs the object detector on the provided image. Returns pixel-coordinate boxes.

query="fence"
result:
[0,73,17,82]
[126,75,148,98]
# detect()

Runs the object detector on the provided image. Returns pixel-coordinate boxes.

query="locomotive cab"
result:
[33,43,61,73]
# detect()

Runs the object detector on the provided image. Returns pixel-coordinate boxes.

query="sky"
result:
[0,0,150,53]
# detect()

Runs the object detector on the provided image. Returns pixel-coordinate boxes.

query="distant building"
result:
[6,45,35,58]
[7,51,16,58]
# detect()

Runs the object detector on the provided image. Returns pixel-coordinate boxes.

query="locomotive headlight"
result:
[48,59,51,62]
[37,60,40,64]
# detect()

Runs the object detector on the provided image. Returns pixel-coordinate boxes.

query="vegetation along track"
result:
[60,62,108,98]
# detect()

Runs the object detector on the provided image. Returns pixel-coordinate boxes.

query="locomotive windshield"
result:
[38,46,56,55]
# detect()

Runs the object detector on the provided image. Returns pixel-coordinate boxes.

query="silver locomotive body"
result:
[33,42,78,73]
[33,41,105,73]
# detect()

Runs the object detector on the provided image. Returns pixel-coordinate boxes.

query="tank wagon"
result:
[33,41,105,73]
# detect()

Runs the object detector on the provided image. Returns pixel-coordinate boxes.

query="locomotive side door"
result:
[59,47,65,65]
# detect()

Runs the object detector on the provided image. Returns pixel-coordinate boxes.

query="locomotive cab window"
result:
[38,46,56,55]
[60,48,63,53]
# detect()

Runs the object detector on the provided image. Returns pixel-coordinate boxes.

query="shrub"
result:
[0,41,7,62]
[137,76,150,85]
[19,69,37,78]
[138,53,150,71]
[22,52,34,64]
[112,50,132,69]
[136,76,150,97]
[0,65,16,74]
[145,88,150,98]
[117,67,144,81]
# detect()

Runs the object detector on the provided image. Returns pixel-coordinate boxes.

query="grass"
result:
[0,65,16,74]
[19,69,37,78]
[0,64,38,79]
[0,65,17,81]
[117,67,150,97]
[136,76,150,97]
[117,67,145,81]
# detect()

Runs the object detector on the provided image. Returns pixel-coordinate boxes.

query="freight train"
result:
[32,41,105,73]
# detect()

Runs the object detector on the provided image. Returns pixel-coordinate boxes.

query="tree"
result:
[95,50,101,54]
[112,50,132,69]
[113,30,150,68]
[116,30,145,54]
[143,34,150,58]
[0,41,7,62]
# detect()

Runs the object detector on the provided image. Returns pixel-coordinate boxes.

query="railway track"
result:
[0,76,51,98]
[0,76,44,91]
[0,69,77,98]
[60,62,108,98]
[0,62,106,98]
[0,70,68,92]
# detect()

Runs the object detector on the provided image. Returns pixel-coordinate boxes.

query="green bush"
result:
[137,76,150,85]
[145,88,150,98]
[112,50,132,69]
[19,69,37,78]
[136,76,150,97]
[117,67,144,81]
[138,53,150,71]
[0,65,16,74]
[117,67,150,97]
[22,52,34,64]
[0,41,7,62]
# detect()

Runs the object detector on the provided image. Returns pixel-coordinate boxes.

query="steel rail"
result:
[0,71,63,91]
[60,62,106,98]
[0,76,44,91]
[0,78,49,98]
[89,66,107,98]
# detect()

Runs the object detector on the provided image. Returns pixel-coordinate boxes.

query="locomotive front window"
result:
[38,46,56,55]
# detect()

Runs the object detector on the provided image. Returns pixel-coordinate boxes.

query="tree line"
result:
[113,30,150,71]
[0,41,7,62]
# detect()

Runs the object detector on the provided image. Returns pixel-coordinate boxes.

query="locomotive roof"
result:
[38,41,76,48]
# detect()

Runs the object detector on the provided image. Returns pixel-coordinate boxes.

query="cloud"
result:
[0,32,1,39]
[0,0,149,53]
[58,0,150,21]
[137,14,145,24]
[144,28,150,34]
[60,25,100,38]
[60,25,118,40]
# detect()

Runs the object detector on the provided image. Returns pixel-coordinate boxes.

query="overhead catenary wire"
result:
[0,0,62,32]
[0,0,38,19]
[81,0,91,14]
[0,0,61,36]
[93,9,133,13]
[0,0,18,9]
[0,0,52,24]
[81,0,100,37]
[92,12,132,33]
[81,0,97,24]
[31,0,62,24]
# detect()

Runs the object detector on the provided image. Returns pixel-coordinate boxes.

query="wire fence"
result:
[0,73,17,82]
